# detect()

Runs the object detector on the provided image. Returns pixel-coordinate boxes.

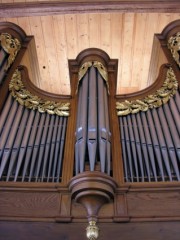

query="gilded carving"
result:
[9,69,70,116]
[168,32,180,67]
[0,33,21,70]
[116,67,178,116]
[77,61,109,93]
[78,61,93,81]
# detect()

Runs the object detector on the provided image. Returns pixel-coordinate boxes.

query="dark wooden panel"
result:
[0,221,180,240]
[127,191,180,217]
[0,191,60,217]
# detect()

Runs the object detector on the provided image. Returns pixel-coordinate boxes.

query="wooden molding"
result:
[19,65,71,101]
[0,1,180,18]
[115,64,172,101]
[0,182,180,222]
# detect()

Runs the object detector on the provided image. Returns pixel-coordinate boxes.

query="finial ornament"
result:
[86,221,99,240]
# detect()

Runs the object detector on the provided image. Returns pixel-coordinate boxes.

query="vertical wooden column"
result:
[108,64,124,185]
[61,72,78,184]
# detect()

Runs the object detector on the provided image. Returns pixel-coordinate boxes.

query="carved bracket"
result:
[69,171,117,239]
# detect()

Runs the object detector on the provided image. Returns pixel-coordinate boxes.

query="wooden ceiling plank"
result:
[157,13,174,33]
[5,17,18,25]
[41,15,61,93]
[121,13,135,88]
[76,13,89,54]
[131,13,147,88]
[100,13,111,55]
[17,17,32,36]
[88,13,101,49]
[28,16,51,91]
[65,14,78,59]
[52,15,70,94]
[141,13,159,89]
[170,13,180,22]
[110,13,123,93]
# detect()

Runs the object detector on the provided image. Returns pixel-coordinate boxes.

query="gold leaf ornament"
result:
[116,67,178,116]
[0,33,21,70]
[9,69,70,116]
[77,61,109,93]
[168,32,180,68]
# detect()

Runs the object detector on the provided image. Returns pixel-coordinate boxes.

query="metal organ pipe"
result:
[0,48,8,84]
[75,64,111,175]
[0,95,68,182]
[119,91,180,182]
[87,66,97,171]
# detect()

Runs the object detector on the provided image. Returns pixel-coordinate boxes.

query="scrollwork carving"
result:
[0,33,21,70]
[116,67,178,116]
[168,32,180,68]
[9,69,70,116]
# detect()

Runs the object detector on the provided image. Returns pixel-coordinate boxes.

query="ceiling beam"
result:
[0,1,180,18]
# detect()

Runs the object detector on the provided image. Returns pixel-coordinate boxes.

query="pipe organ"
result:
[0,20,180,240]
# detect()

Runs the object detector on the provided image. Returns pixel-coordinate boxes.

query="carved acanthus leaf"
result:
[9,69,70,116]
[77,61,109,93]
[0,33,21,70]
[168,32,180,68]
[116,67,178,116]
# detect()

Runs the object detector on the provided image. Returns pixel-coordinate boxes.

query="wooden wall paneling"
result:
[71,200,114,221]
[131,13,147,89]
[17,17,31,35]
[76,13,89,53]
[88,13,100,48]
[65,14,78,59]
[0,191,60,218]
[171,13,180,21]
[20,38,42,87]
[127,189,180,218]
[41,15,60,94]
[156,45,168,72]
[5,18,18,25]
[1,0,13,2]
[142,13,159,88]
[28,16,50,90]
[110,13,123,92]
[100,13,111,55]
[147,36,161,86]
[120,13,135,89]
[57,193,72,222]
[157,13,174,33]
[1,13,180,97]
[52,15,70,95]
[114,191,129,222]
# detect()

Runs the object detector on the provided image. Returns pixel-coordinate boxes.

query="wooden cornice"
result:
[0,1,180,17]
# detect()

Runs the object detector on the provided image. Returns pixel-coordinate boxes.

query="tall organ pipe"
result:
[75,71,89,174]
[75,64,111,175]
[0,49,8,84]
[87,66,97,171]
